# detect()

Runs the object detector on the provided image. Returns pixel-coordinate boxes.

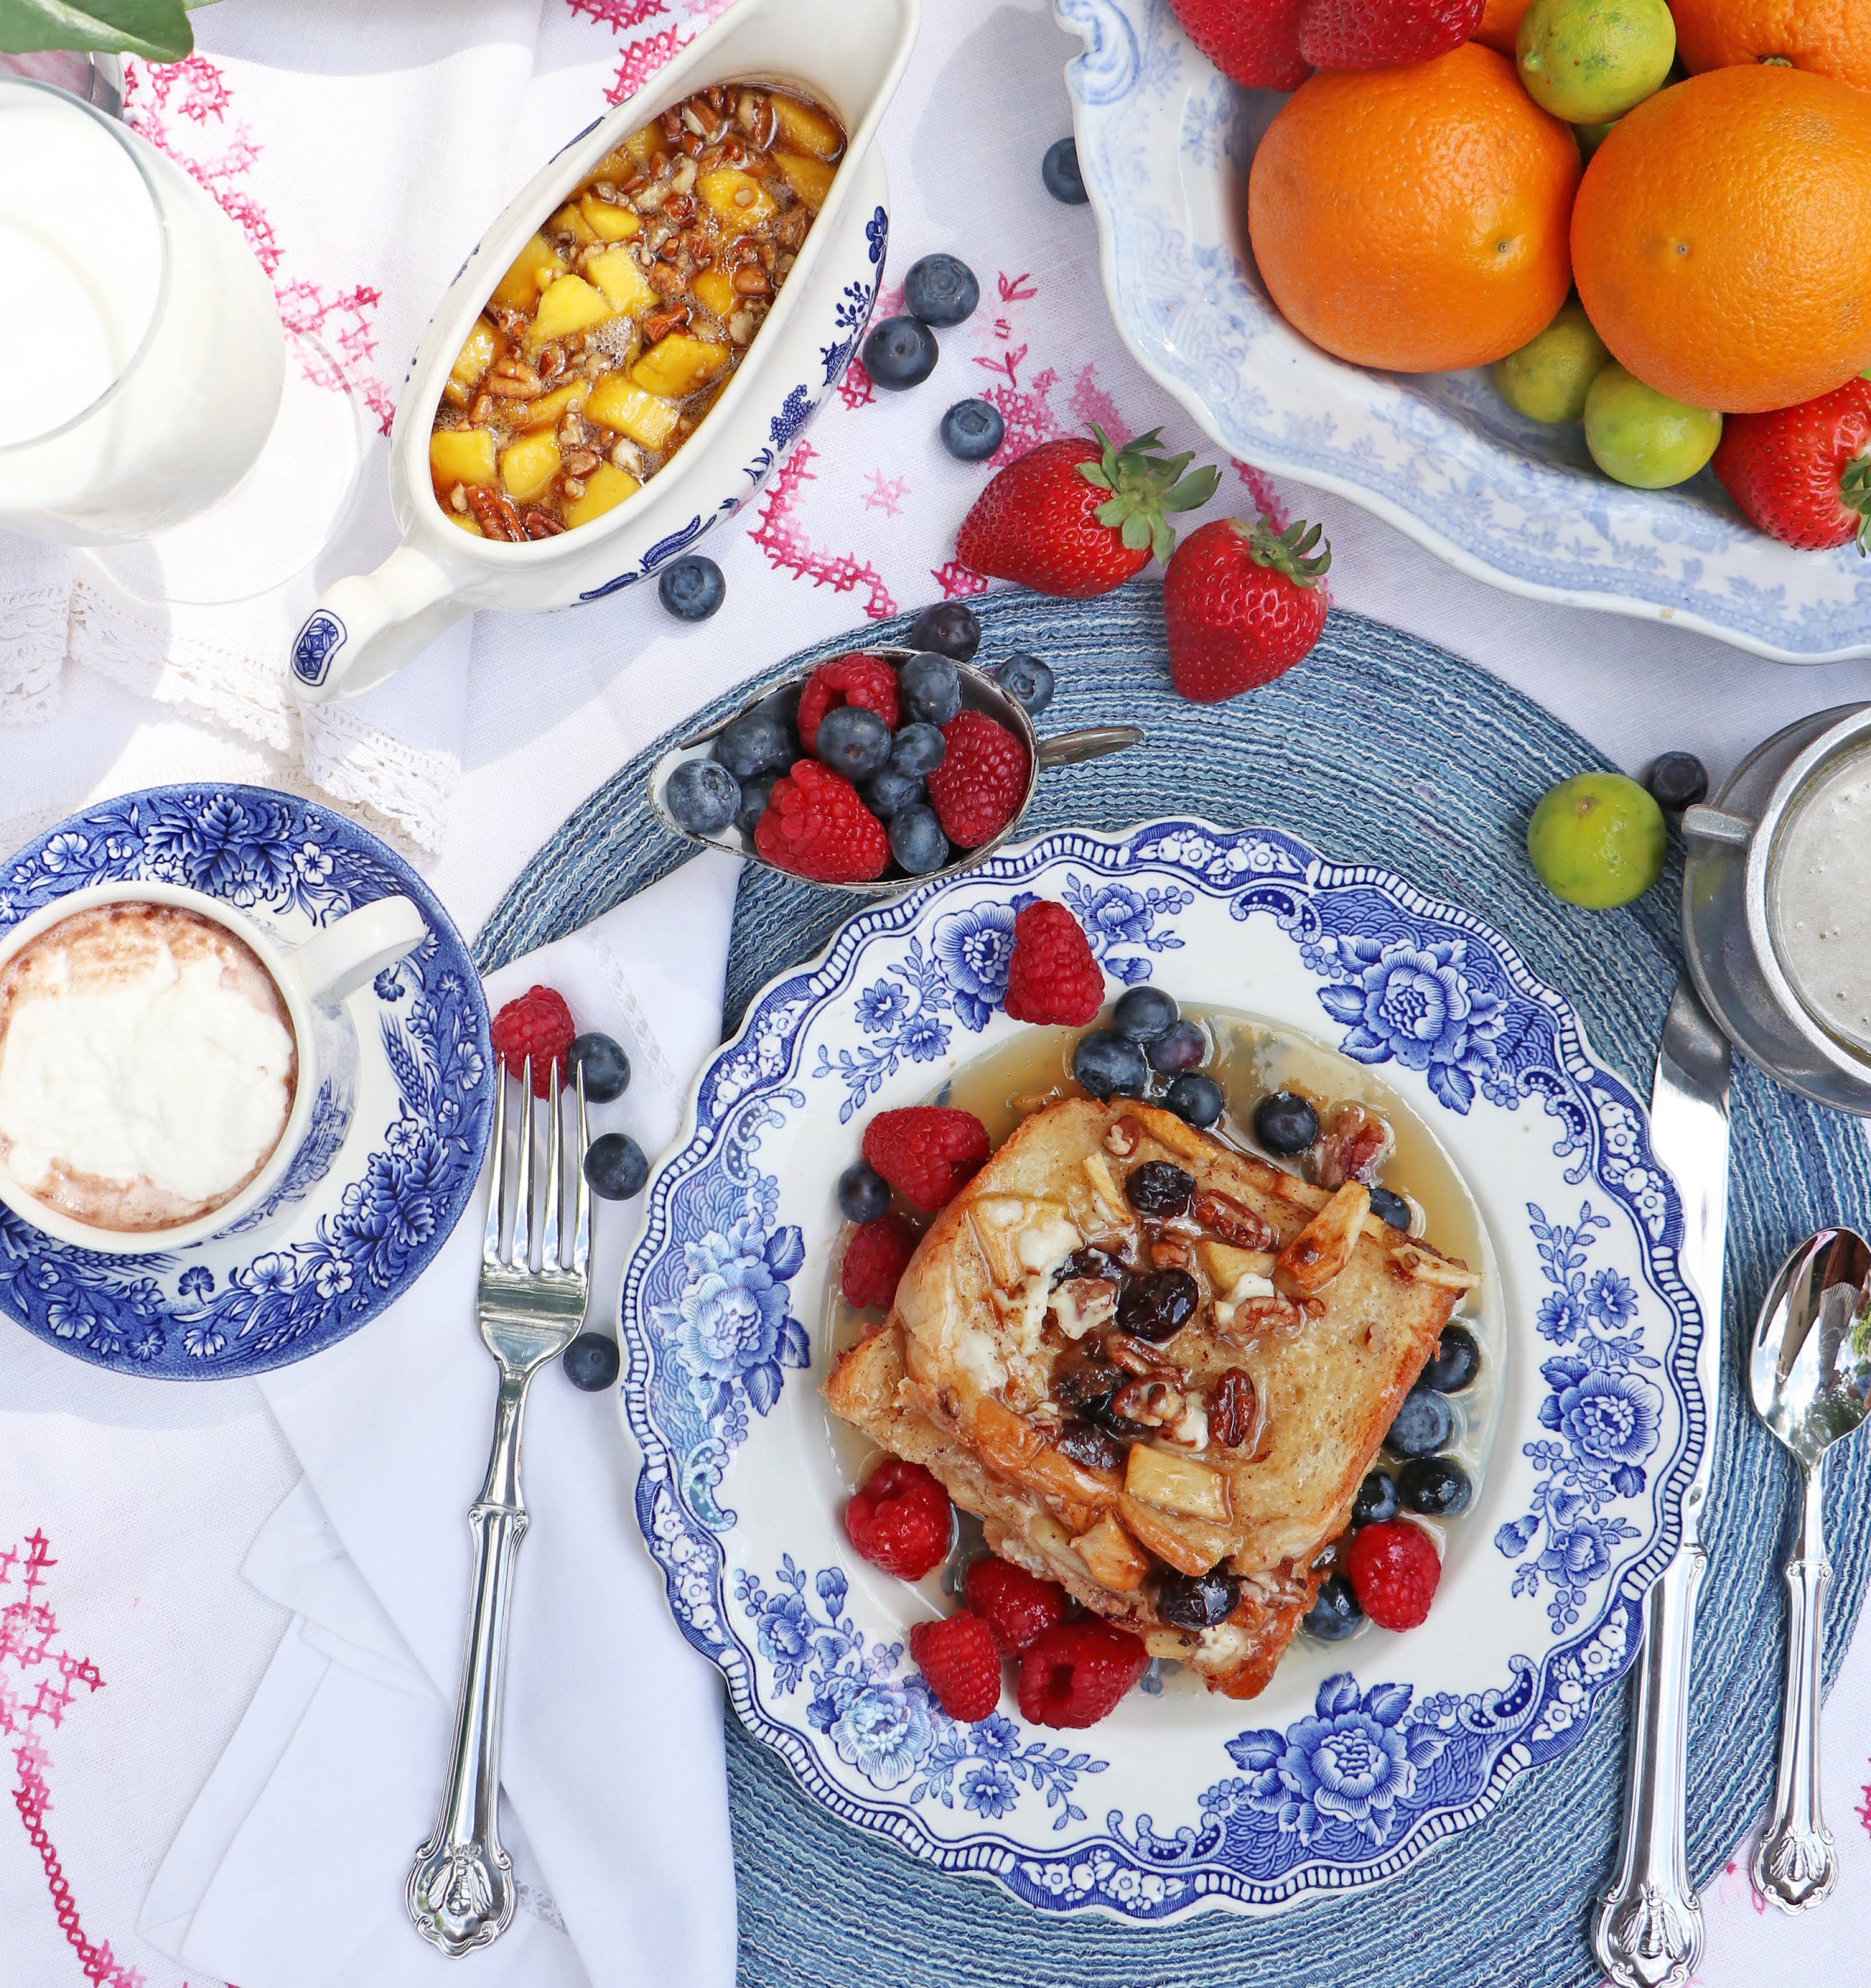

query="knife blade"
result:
[1592,975,1733,1988]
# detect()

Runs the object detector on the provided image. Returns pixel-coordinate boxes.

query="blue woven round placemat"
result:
[480,589,1871,1988]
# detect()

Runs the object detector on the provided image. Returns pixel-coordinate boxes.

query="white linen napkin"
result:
[140,849,745,1988]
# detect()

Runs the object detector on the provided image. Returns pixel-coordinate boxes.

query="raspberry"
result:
[1017,1620,1149,1728]
[1346,1521,1441,1631]
[796,653,900,752]
[861,1106,990,1213]
[925,712,1030,849]
[489,985,575,1097]
[963,1555,1069,1656]
[909,1611,1002,1722]
[1002,901,1104,1026]
[754,761,889,883]
[840,1213,917,1311]
[843,1458,954,1580]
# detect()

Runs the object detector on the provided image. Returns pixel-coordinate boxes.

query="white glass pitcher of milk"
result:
[0,77,284,543]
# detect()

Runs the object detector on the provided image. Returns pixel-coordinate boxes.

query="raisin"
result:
[1208,1369,1256,1448]
[1125,1161,1194,1218]
[1116,1268,1199,1343]
[1053,1245,1116,1288]
[1156,1567,1242,1631]
[1051,1353,1124,1417]
[1054,1421,1127,1472]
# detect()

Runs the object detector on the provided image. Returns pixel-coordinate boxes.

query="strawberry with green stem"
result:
[1164,514,1333,704]
[1712,376,1871,555]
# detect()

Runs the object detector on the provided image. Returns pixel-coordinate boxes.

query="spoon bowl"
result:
[1746,1225,1871,1912]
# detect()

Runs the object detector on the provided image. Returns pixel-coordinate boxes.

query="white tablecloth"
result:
[5,3,1871,1985]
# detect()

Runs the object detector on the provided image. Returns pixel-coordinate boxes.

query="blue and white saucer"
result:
[0,785,494,1380]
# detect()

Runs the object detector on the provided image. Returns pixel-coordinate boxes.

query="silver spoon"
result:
[1747,1224,1871,1912]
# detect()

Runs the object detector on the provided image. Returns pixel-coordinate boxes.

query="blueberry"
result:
[1253,1091,1319,1156]
[1117,1268,1199,1342]
[837,1160,891,1224]
[889,721,948,776]
[1164,1072,1224,1128]
[889,805,948,874]
[664,758,740,835]
[583,1131,649,1201]
[1148,1020,1207,1075]
[1072,1028,1148,1100]
[1423,1323,1482,1394]
[1399,1455,1473,1518]
[563,1331,621,1392]
[861,315,938,390]
[939,398,1003,461]
[734,772,777,838]
[994,652,1053,716]
[1042,135,1086,205]
[1113,985,1178,1042]
[907,602,981,661]
[1352,1468,1400,1528]
[658,554,724,620]
[1156,1566,1241,1631]
[1648,751,1709,812]
[1125,1160,1194,1218]
[862,767,924,818]
[1303,1574,1364,1642]
[814,704,892,779]
[566,1032,630,1104]
[1386,1385,1456,1459]
[898,650,963,725]
[712,710,791,781]
[903,252,980,327]
[1368,1185,1411,1231]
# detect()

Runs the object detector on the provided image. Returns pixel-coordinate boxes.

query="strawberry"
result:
[1166,0,1310,89]
[1713,376,1871,555]
[1163,514,1331,704]
[1297,0,1484,69]
[954,425,1220,599]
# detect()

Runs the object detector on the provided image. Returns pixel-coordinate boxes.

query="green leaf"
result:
[1076,461,1115,492]
[1162,464,1222,511]
[1151,514,1174,565]
[0,0,203,58]
[1119,509,1152,552]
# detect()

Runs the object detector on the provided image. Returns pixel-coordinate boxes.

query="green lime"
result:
[1527,772,1666,909]
[1574,117,1618,159]
[1517,0,1676,124]
[1583,364,1723,488]
[1493,302,1612,424]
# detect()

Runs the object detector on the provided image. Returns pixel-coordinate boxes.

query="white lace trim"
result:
[587,930,687,1107]
[0,536,74,728]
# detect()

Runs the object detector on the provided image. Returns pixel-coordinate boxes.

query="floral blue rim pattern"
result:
[1056,0,1871,663]
[0,787,495,1380]
[619,816,1702,1919]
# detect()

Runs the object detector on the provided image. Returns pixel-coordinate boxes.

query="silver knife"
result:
[1594,976,1733,1987]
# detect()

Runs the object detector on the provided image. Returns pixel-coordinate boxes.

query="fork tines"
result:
[483,1057,591,1279]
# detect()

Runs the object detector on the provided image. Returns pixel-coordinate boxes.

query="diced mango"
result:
[585,143,638,186]
[770,92,843,160]
[628,333,729,400]
[562,461,641,529]
[623,121,662,168]
[449,321,496,394]
[446,509,485,536]
[550,202,598,247]
[698,167,778,235]
[499,431,561,503]
[429,426,497,490]
[585,245,657,319]
[691,267,736,320]
[520,377,590,431]
[524,273,614,352]
[774,150,836,210]
[585,374,682,449]
[579,192,641,242]
[489,233,566,312]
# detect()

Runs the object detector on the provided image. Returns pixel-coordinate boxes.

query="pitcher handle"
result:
[290,546,468,705]
[282,897,429,1005]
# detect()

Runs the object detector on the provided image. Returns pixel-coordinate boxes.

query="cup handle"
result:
[289,546,468,706]
[282,897,429,1006]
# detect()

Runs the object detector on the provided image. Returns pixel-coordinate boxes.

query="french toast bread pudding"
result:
[825,1097,1481,1700]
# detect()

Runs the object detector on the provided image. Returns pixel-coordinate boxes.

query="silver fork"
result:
[406,1058,590,1956]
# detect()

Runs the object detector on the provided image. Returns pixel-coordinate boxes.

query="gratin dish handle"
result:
[289,546,468,705]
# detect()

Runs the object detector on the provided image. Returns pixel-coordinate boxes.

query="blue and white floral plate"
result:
[619,818,1703,1920]
[0,786,494,1380]
[1057,0,1871,664]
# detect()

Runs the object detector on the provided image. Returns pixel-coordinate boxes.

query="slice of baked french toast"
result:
[824,1097,1480,1699]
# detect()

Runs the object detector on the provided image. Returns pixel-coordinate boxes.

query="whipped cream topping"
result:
[0,905,297,1232]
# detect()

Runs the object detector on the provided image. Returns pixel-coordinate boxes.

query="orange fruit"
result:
[1670,0,1871,93]
[1475,0,1534,54]
[1571,65,1871,412]
[1247,44,1580,375]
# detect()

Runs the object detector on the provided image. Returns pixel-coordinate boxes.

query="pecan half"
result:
[1103,1115,1143,1159]
[521,508,566,539]
[466,486,525,541]
[1109,1377,1184,1429]
[731,263,774,298]
[1215,1292,1305,1342]
[1315,1103,1392,1191]
[1191,1190,1274,1251]
[1148,1239,1193,1272]
[641,301,692,343]
[1103,1332,1181,1380]
[778,206,811,252]
[647,261,687,298]
[1207,1369,1256,1449]
[562,447,602,478]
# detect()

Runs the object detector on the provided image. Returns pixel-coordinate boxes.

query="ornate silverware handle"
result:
[1754,1459,1838,1912]
[406,1373,533,1956]
[1594,1539,1708,1987]
[1035,724,1144,771]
